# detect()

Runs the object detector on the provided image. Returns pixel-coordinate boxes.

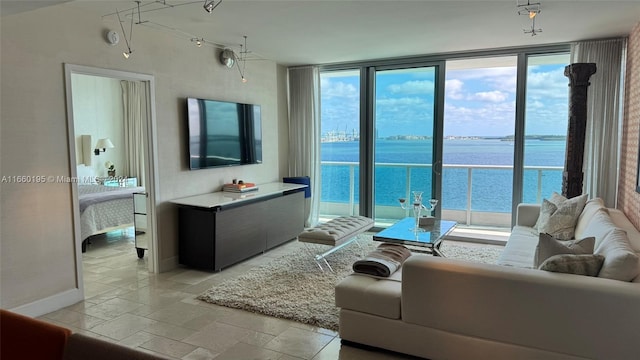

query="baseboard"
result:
[9,288,83,318]
[159,256,179,273]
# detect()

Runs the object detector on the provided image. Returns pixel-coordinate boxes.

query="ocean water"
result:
[320,139,565,212]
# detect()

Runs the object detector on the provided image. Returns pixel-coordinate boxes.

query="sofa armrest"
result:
[515,203,540,227]
[401,255,640,360]
[1,309,71,360]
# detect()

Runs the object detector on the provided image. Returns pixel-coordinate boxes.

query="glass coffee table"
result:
[373,218,457,256]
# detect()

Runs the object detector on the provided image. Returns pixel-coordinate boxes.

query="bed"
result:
[78,181,145,253]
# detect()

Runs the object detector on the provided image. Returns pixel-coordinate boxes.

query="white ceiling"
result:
[3,1,640,66]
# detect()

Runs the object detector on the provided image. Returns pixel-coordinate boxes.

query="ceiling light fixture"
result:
[219,36,250,83]
[203,0,222,14]
[237,35,249,83]
[517,0,542,36]
[116,6,135,58]
[191,38,204,47]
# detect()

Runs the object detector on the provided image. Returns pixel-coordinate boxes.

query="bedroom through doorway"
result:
[64,64,159,300]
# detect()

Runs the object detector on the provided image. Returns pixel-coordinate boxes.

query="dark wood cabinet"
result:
[174,184,305,271]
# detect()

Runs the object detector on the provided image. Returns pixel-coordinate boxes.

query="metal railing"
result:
[319,161,563,227]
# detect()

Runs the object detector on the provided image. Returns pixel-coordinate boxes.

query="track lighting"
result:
[516,0,542,36]
[116,7,135,58]
[203,0,222,14]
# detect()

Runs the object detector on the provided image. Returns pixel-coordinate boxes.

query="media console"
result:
[170,182,307,271]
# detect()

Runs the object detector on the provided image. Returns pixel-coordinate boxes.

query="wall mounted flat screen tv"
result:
[186,97,262,169]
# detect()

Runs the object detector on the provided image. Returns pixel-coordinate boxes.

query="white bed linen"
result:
[78,184,144,242]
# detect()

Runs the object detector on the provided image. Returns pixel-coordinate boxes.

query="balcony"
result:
[319,161,561,239]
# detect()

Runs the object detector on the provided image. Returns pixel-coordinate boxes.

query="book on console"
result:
[223,183,258,193]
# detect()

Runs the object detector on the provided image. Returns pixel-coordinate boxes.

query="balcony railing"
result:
[319,161,563,228]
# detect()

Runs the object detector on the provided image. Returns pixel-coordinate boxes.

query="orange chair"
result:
[1,309,71,360]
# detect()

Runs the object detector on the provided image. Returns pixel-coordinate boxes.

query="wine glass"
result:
[429,199,438,211]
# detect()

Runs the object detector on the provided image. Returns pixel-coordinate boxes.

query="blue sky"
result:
[320,59,570,138]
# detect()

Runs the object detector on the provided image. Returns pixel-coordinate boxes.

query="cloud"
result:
[471,90,508,102]
[320,78,358,99]
[527,66,569,100]
[387,80,434,95]
[445,79,464,100]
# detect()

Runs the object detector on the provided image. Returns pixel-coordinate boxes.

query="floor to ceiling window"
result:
[318,46,569,229]
[319,70,361,217]
[443,56,518,227]
[522,53,570,204]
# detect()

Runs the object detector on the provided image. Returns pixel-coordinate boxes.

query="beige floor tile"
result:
[175,308,234,331]
[181,321,255,353]
[144,321,196,341]
[82,297,145,320]
[118,331,158,348]
[89,313,158,341]
[214,342,284,360]
[263,327,334,360]
[141,335,198,359]
[277,355,305,360]
[182,347,220,360]
[167,269,216,285]
[216,309,294,336]
[145,301,213,326]
[83,281,119,298]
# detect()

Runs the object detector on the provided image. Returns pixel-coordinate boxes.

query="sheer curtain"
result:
[287,66,321,227]
[571,38,627,207]
[121,80,146,186]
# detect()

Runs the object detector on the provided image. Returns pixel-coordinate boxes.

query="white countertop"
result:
[169,182,307,209]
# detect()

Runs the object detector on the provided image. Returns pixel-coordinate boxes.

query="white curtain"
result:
[287,66,321,227]
[571,38,627,208]
[121,80,146,186]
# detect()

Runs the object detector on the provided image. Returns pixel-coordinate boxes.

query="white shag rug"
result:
[197,237,503,331]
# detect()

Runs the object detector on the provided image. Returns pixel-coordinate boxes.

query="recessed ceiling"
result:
[3,1,640,66]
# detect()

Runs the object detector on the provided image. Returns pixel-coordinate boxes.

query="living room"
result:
[2,1,640,359]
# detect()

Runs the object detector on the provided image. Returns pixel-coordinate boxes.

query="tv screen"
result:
[187,98,262,169]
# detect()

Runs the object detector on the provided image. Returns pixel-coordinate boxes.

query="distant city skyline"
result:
[320,59,570,138]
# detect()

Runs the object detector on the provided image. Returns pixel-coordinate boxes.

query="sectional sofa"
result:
[335,197,640,360]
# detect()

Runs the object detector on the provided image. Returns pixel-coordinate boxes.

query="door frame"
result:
[63,64,160,297]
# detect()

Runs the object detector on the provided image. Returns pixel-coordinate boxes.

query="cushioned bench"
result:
[298,216,374,271]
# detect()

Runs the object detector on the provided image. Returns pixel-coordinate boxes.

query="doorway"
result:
[64,64,159,299]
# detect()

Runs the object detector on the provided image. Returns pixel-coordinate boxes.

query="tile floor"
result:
[39,229,423,359]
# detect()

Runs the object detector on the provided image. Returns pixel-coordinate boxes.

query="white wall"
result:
[0,3,289,312]
[72,74,125,177]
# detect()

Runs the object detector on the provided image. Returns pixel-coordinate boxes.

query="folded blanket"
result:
[353,243,412,277]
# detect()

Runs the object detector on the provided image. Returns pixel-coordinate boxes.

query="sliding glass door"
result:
[373,66,439,226]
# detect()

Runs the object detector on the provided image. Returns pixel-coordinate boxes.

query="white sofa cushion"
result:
[496,226,537,269]
[574,198,605,239]
[581,209,619,248]
[534,233,595,268]
[538,254,604,276]
[595,229,640,281]
[535,194,588,240]
[335,272,402,319]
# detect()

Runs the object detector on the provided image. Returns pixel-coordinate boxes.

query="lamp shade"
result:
[95,138,114,149]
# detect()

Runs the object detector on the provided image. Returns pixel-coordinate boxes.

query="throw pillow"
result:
[538,254,605,276]
[534,233,595,268]
[573,198,605,239]
[580,209,618,249]
[536,193,588,240]
[534,199,557,231]
[595,229,640,281]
